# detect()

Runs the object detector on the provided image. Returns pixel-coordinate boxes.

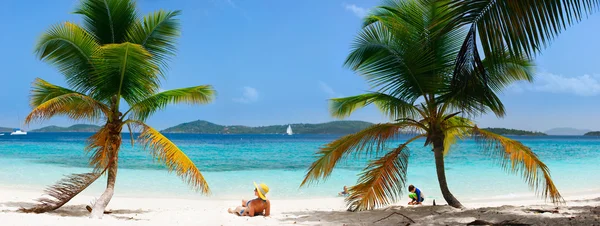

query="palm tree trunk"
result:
[90,160,117,218]
[432,133,464,208]
[90,127,121,219]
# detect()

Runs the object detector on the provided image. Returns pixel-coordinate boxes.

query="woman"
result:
[228,182,271,217]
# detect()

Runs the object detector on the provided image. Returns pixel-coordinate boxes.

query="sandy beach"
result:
[1,188,598,225]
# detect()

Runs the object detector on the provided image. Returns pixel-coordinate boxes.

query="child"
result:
[338,186,349,196]
[228,182,271,217]
[407,184,424,205]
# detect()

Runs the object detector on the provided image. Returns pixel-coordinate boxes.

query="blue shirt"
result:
[414,188,424,202]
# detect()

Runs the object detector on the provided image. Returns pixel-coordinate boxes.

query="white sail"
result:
[286,125,293,135]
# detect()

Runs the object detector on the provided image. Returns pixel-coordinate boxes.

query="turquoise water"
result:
[0,133,599,202]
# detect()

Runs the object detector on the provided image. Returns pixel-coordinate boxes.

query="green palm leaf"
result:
[347,0,462,102]
[126,85,216,121]
[450,0,600,58]
[441,47,534,117]
[330,92,419,120]
[26,80,109,124]
[128,10,181,74]
[91,42,159,104]
[35,22,99,93]
[74,0,137,44]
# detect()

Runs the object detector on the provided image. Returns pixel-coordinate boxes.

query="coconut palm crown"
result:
[298,0,599,210]
[21,0,215,218]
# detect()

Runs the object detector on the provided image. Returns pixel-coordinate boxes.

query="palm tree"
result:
[20,0,214,218]
[300,0,598,210]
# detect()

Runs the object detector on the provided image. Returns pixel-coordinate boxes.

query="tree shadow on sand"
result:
[1,201,150,220]
[278,205,600,226]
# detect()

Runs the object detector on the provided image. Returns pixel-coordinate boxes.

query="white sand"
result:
[1,188,599,225]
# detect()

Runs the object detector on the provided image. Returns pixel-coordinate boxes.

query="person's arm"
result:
[264,200,270,217]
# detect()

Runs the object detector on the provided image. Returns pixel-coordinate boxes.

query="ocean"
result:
[0,133,599,203]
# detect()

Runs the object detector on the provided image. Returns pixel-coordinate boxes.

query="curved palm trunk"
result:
[90,125,122,219]
[432,132,463,208]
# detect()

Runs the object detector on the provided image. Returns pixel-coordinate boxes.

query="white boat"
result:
[286,125,293,135]
[10,128,27,135]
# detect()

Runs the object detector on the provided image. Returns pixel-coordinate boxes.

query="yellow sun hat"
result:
[254,182,269,200]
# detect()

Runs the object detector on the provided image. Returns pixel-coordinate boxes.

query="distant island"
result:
[545,127,591,136]
[0,127,13,132]
[483,128,547,136]
[584,131,600,136]
[161,120,374,134]
[31,124,101,132]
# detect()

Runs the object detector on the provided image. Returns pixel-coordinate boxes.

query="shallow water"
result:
[0,133,598,202]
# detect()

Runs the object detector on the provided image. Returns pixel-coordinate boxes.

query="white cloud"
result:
[343,3,367,18]
[513,73,600,96]
[233,86,259,103]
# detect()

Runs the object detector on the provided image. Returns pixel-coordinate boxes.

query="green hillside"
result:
[483,128,546,136]
[31,124,101,132]
[161,120,374,134]
[0,127,13,132]
[584,131,600,136]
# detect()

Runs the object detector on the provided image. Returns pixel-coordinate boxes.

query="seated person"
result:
[228,182,270,217]
[338,186,349,196]
[407,184,424,205]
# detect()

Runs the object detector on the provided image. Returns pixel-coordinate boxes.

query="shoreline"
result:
[1,188,598,225]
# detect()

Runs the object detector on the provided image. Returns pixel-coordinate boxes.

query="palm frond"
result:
[450,0,600,58]
[128,10,181,74]
[74,0,137,44]
[441,116,473,156]
[126,85,216,121]
[301,123,422,187]
[482,50,535,93]
[25,83,109,125]
[439,26,506,117]
[347,0,463,102]
[443,0,598,116]
[329,92,418,120]
[20,166,108,213]
[345,21,428,101]
[35,22,99,93]
[91,42,159,105]
[471,127,563,204]
[347,135,421,211]
[85,126,112,172]
[127,120,209,194]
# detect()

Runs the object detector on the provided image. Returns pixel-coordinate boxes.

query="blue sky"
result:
[1,0,600,132]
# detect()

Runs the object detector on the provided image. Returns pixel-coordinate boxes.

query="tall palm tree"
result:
[20,0,214,218]
[299,0,598,210]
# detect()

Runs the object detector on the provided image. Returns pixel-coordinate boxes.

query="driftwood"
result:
[373,212,415,224]
[467,219,531,226]
[525,208,559,214]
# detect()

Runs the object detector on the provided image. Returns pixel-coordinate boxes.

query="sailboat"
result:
[286,125,293,135]
[11,128,27,135]
[11,115,27,135]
